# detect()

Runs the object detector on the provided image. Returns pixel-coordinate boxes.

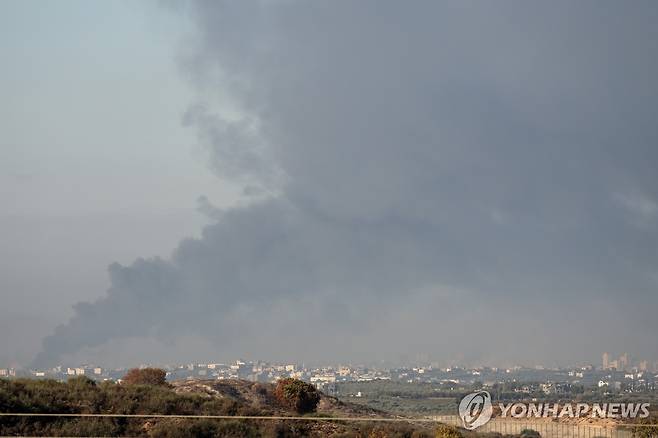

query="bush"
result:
[435,424,462,438]
[366,423,434,438]
[274,378,320,414]
[631,418,658,438]
[55,418,120,436]
[148,419,260,438]
[122,368,168,386]
[520,428,541,438]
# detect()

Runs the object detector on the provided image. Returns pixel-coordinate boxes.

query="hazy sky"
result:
[3,1,658,368]
[0,0,241,365]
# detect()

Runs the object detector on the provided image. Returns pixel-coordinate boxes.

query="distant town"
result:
[2,352,657,398]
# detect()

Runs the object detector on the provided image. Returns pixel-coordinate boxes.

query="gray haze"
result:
[29,1,658,367]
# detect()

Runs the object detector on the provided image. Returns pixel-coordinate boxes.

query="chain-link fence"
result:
[428,415,651,438]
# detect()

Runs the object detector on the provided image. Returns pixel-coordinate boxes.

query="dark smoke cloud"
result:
[36,1,658,367]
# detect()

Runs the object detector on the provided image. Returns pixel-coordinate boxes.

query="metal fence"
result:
[429,415,645,438]
[0,412,654,437]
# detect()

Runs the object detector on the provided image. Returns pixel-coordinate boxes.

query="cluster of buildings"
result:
[1,365,107,380]
[602,352,652,372]
[2,357,657,396]
[164,361,394,395]
[0,361,393,395]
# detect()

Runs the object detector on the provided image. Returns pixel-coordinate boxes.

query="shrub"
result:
[632,418,658,438]
[148,419,260,438]
[367,423,434,438]
[55,418,120,437]
[520,428,541,438]
[122,368,168,386]
[435,424,462,438]
[274,378,320,414]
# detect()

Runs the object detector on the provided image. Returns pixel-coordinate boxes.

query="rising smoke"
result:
[36,1,658,367]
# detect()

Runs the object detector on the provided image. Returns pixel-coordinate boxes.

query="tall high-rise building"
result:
[602,352,610,369]
[619,353,629,371]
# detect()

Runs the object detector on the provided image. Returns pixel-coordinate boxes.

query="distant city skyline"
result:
[3,355,657,400]
[5,350,658,375]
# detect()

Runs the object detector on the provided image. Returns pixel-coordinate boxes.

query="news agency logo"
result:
[458,391,650,430]
[458,390,493,430]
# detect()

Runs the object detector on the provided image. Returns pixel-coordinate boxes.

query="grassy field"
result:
[336,381,460,415]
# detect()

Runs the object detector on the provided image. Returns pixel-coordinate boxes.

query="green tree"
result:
[122,368,168,386]
[274,378,321,414]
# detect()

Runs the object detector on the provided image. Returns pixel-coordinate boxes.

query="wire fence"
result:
[0,412,656,437]
[429,415,655,438]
